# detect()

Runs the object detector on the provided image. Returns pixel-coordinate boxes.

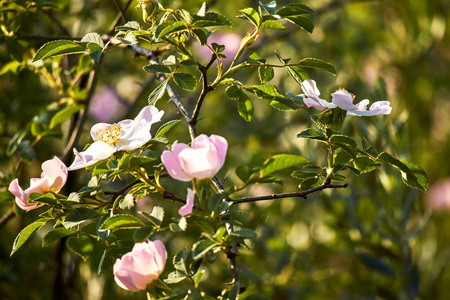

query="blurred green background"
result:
[1,0,449,299]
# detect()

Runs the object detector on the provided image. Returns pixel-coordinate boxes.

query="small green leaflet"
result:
[11,218,52,255]
[33,40,86,62]
[299,58,336,75]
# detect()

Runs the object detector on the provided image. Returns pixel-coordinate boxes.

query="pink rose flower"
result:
[89,86,123,122]
[425,178,450,212]
[161,134,228,181]
[68,105,164,170]
[301,79,392,116]
[179,188,195,216]
[8,156,68,211]
[113,240,167,292]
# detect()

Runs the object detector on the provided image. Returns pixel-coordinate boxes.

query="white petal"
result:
[68,142,116,170]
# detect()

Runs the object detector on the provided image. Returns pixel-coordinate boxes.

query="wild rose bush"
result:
[1,1,432,299]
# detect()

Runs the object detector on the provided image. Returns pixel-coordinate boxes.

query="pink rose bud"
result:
[113,240,167,292]
[161,134,228,181]
[8,156,68,211]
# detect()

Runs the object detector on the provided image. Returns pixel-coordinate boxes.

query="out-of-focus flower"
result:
[113,240,167,292]
[161,134,228,182]
[195,32,242,65]
[301,79,336,110]
[331,89,392,116]
[301,79,392,116]
[8,157,68,211]
[68,105,164,170]
[425,178,450,212]
[89,86,124,122]
[179,188,195,216]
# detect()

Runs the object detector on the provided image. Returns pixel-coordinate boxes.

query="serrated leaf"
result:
[291,170,321,180]
[119,194,135,210]
[354,156,382,173]
[258,65,274,83]
[42,227,77,247]
[173,73,197,91]
[191,28,208,45]
[49,105,83,129]
[287,65,309,85]
[276,3,316,17]
[165,271,188,284]
[155,21,188,40]
[11,218,51,255]
[63,208,99,229]
[225,85,242,100]
[232,228,257,239]
[297,128,327,142]
[133,225,154,243]
[148,80,167,105]
[285,16,315,33]
[66,236,94,261]
[192,12,233,28]
[330,135,358,147]
[81,32,104,48]
[143,64,171,74]
[116,21,141,31]
[237,92,254,122]
[261,1,277,14]
[33,40,86,62]
[240,7,261,27]
[378,153,428,191]
[260,20,286,30]
[192,239,219,261]
[300,177,322,189]
[155,119,181,138]
[298,58,336,75]
[261,154,309,177]
[140,206,164,227]
[98,214,144,231]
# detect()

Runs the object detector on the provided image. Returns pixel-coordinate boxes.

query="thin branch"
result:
[161,190,187,205]
[190,63,214,126]
[104,179,141,196]
[229,182,348,204]
[108,0,133,35]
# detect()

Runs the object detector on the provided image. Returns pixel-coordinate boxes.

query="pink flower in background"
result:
[8,157,68,211]
[89,86,123,122]
[195,32,242,65]
[301,79,336,110]
[161,134,228,181]
[113,240,167,292]
[179,188,195,216]
[68,105,164,170]
[425,178,450,212]
[331,89,392,116]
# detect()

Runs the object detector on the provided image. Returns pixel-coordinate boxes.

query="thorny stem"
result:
[230,182,348,204]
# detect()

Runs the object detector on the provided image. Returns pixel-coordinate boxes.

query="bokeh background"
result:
[1,0,449,299]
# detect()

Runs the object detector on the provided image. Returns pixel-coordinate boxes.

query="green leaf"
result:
[191,28,209,45]
[300,177,322,189]
[285,16,315,33]
[192,12,233,28]
[66,236,94,261]
[63,208,99,229]
[298,58,336,75]
[49,104,83,129]
[258,65,274,83]
[29,192,59,205]
[11,218,51,255]
[354,156,382,173]
[330,135,358,147]
[116,21,141,31]
[119,32,138,45]
[148,80,167,105]
[240,7,261,27]
[42,227,77,247]
[155,21,188,40]
[235,165,250,182]
[140,206,164,227]
[378,153,428,191]
[358,252,396,276]
[237,92,254,122]
[98,214,145,232]
[260,20,286,30]
[286,65,309,85]
[225,85,242,100]
[261,154,309,177]
[192,239,220,261]
[33,40,86,62]
[133,225,154,243]
[165,271,188,284]
[143,64,171,74]
[81,32,104,48]
[297,128,327,142]
[232,228,257,239]
[276,3,316,17]
[291,170,321,180]
[155,119,181,138]
[261,1,277,15]
[173,73,197,91]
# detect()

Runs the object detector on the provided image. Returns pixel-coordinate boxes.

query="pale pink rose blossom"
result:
[425,179,450,212]
[113,240,167,292]
[89,86,124,122]
[8,157,68,211]
[301,79,392,116]
[161,134,228,181]
[179,188,195,216]
[68,105,164,170]
[301,79,336,110]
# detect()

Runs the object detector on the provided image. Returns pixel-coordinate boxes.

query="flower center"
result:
[334,88,356,100]
[95,124,122,144]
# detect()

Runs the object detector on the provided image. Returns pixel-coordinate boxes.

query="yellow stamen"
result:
[94,124,122,144]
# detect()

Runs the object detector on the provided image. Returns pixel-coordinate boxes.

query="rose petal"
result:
[41,157,68,192]
[178,146,220,180]
[179,188,195,216]
[161,143,192,182]
[332,90,358,110]
[68,141,117,170]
